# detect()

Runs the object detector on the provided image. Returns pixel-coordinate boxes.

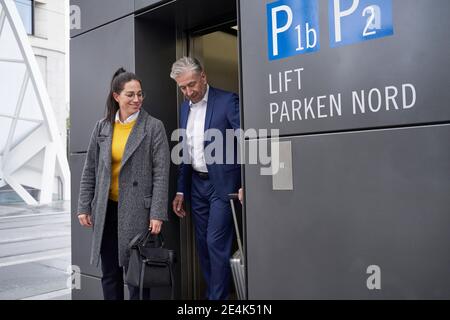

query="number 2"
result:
[362,6,376,37]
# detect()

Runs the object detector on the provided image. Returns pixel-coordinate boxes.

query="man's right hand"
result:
[172,194,186,218]
[78,213,92,227]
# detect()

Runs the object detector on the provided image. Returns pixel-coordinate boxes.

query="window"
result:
[14,0,34,35]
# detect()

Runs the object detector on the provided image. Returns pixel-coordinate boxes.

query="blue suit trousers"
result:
[191,172,234,300]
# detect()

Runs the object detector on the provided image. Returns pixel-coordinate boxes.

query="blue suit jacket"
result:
[177,87,241,201]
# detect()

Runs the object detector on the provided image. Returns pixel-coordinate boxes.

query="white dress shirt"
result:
[115,110,140,124]
[186,85,209,173]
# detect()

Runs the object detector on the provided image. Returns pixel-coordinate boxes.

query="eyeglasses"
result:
[123,91,146,100]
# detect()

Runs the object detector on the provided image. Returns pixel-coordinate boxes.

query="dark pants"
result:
[100,200,150,300]
[191,172,234,300]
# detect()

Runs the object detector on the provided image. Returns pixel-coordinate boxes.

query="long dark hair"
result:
[105,67,142,124]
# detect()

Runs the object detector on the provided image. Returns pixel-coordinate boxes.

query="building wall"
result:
[240,0,450,299]
[0,0,69,203]
[28,0,68,151]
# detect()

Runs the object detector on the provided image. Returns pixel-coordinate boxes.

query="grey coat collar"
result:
[121,110,148,167]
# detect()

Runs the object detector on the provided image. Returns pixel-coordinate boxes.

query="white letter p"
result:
[271,5,293,57]
[333,0,359,42]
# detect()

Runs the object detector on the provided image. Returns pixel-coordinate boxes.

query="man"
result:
[171,57,241,300]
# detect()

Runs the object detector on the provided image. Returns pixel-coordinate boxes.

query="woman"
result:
[77,68,170,300]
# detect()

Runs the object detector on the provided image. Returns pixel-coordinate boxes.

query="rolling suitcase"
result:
[229,193,247,300]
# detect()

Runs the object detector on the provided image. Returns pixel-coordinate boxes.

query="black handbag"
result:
[126,230,175,300]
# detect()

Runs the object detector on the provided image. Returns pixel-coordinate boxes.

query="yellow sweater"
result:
[109,120,136,202]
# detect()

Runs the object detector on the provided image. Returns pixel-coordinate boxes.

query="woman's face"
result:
[113,80,143,116]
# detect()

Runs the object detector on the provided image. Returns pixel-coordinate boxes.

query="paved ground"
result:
[0,201,71,300]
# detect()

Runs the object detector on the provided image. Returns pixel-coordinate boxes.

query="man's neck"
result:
[190,84,209,105]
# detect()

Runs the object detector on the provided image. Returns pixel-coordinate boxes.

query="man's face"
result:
[175,70,207,104]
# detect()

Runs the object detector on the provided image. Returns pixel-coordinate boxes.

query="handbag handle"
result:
[129,230,165,249]
[128,233,144,250]
[142,231,164,247]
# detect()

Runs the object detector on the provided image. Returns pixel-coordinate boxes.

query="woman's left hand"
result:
[149,219,163,234]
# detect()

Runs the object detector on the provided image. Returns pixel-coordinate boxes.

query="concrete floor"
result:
[0,201,71,300]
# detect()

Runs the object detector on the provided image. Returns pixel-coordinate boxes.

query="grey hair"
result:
[170,57,203,79]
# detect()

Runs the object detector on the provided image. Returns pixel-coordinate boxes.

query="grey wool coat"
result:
[77,110,170,267]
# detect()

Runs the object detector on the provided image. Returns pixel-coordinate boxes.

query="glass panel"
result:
[20,79,43,121]
[0,117,13,155]
[0,15,23,60]
[0,61,27,116]
[11,119,40,148]
[14,0,32,35]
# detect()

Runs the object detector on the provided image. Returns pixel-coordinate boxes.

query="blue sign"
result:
[329,0,394,48]
[267,0,320,61]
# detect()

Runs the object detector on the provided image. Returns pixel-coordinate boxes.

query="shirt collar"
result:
[189,85,209,107]
[115,110,140,124]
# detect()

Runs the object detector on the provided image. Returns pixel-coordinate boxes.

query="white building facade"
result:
[17,0,69,150]
[0,0,69,204]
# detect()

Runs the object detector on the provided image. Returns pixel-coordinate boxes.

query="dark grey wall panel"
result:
[70,15,135,153]
[245,124,450,299]
[240,0,450,135]
[71,154,102,279]
[70,0,134,37]
[72,274,103,300]
[71,274,172,300]
[135,0,165,11]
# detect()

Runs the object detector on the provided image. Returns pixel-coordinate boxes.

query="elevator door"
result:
[188,26,240,299]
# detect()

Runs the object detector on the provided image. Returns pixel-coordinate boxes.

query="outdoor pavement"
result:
[0,201,71,300]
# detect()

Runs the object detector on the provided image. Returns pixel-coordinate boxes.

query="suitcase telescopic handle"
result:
[228,193,244,263]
